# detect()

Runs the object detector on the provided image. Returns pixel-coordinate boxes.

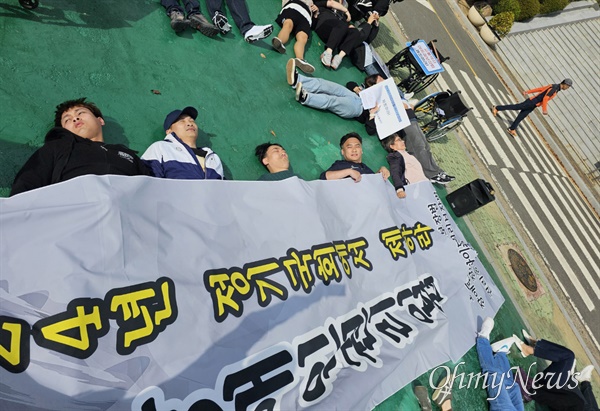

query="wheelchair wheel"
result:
[19,0,39,9]
[409,73,438,94]
[426,118,463,142]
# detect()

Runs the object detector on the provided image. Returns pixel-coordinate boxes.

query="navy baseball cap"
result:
[163,106,198,131]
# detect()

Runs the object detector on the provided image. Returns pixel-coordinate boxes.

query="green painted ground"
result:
[0,1,542,409]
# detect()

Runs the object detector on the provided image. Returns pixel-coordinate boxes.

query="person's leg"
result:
[223,0,254,34]
[495,100,531,112]
[580,381,599,411]
[276,19,294,44]
[161,0,184,15]
[298,76,363,118]
[402,119,443,179]
[533,339,576,387]
[509,107,535,131]
[339,28,361,56]
[476,337,520,411]
[205,0,224,21]
[182,0,201,16]
[294,31,308,59]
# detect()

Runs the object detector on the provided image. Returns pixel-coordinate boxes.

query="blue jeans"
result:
[298,74,363,119]
[495,100,536,131]
[205,0,254,34]
[477,337,524,411]
[161,0,200,16]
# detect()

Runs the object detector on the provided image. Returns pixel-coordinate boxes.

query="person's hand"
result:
[397,190,406,199]
[543,111,548,115]
[345,10,351,22]
[348,169,362,182]
[379,166,390,180]
[369,103,380,120]
[523,91,528,97]
[353,86,362,94]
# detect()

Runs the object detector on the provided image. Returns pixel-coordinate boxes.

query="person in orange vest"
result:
[491,78,572,137]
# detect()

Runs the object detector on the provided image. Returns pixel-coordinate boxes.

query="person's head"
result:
[381,133,405,153]
[55,98,105,142]
[560,78,573,90]
[364,74,385,88]
[340,132,363,163]
[255,142,289,173]
[164,106,199,146]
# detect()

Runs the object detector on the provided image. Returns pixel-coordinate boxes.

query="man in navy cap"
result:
[491,78,573,137]
[142,106,225,180]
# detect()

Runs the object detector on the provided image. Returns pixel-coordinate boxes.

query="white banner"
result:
[0,175,503,410]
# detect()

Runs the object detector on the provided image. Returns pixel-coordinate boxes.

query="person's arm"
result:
[386,152,407,193]
[10,145,56,196]
[325,0,351,20]
[324,168,362,181]
[378,166,390,180]
[140,143,165,178]
[523,85,549,96]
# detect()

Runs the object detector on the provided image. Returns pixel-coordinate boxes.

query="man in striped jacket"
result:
[491,78,572,137]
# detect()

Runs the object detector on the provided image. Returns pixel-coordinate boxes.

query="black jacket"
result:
[320,160,375,180]
[10,127,150,196]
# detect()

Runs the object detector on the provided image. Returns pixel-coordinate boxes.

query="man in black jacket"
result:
[10,98,150,196]
[320,132,389,181]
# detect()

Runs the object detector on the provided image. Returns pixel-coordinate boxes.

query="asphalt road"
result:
[390,0,600,352]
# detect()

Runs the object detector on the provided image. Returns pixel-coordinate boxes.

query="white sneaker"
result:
[244,24,273,42]
[403,92,415,99]
[491,336,515,353]
[478,317,494,340]
[576,365,595,382]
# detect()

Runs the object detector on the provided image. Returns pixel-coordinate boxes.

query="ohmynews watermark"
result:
[429,362,582,401]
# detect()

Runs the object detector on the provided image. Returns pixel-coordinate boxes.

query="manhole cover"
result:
[508,249,537,292]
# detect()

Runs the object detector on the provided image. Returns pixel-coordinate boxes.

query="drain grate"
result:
[508,248,537,292]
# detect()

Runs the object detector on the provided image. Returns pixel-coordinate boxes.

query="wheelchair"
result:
[386,39,448,94]
[413,90,471,142]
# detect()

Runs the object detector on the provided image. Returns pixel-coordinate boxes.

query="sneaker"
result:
[320,50,332,67]
[295,58,314,74]
[244,24,273,43]
[331,54,343,70]
[212,11,231,34]
[440,172,455,182]
[429,173,450,185]
[522,329,536,346]
[506,128,517,137]
[512,334,529,357]
[491,105,498,117]
[432,374,453,408]
[272,37,286,53]
[491,336,516,353]
[189,13,219,37]
[576,365,595,382]
[286,58,298,87]
[403,92,415,100]
[169,10,188,33]
[295,82,307,103]
[478,317,494,340]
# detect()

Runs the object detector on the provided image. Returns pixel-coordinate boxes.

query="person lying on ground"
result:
[272,0,318,73]
[206,0,273,42]
[11,98,150,196]
[255,142,301,181]
[359,74,455,185]
[286,59,379,135]
[381,133,429,198]
[142,106,224,180]
[320,132,389,181]
[511,330,597,411]
[312,0,362,69]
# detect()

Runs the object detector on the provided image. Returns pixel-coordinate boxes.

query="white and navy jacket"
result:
[142,133,224,180]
